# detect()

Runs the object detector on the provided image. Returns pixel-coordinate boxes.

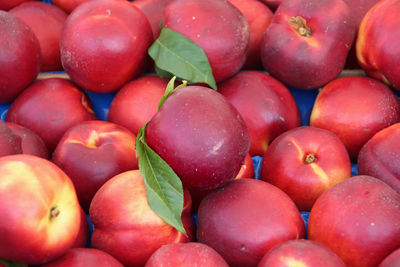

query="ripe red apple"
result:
[227,0,273,70]
[260,126,351,211]
[310,76,400,161]
[60,0,153,93]
[356,0,400,91]
[261,0,356,89]
[9,2,68,72]
[358,123,400,194]
[219,71,301,156]
[163,0,249,82]
[0,154,81,265]
[90,170,194,267]
[379,248,400,267]
[107,74,168,136]
[0,0,37,11]
[258,239,346,267]
[52,120,139,212]
[41,248,123,267]
[146,85,250,195]
[308,175,400,267]
[0,121,22,157]
[5,78,97,152]
[197,179,305,267]
[132,0,175,39]
[5,122,48,159]
[145,242,229,267]
[0,10,40,104]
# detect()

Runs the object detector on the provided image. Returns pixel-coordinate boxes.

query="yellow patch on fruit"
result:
[38,181,80,246]
[288,137,304,162]
[280,256,307,267]
[309,164,329,186]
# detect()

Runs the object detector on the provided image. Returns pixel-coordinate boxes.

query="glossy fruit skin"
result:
[146,85,250,193]
[309,76,400,161]
[0,121,22,157]
[260,126,351,211]
[132,0,176,39]
[358,123,400,194]
[90,170,194,267]
[197,179,305,267]
[5,122,48,159]
[0,10,40,104]
[163,0,249,82]
[258,239,346,267]
[9,2,68,72]
[261,0,356,89]
[60,0,153,93]
[227,0,273,70]
[0,0,37,11]
[41,248,124,267]
[145,242,229,267]
[356,0,400,91]
[379,248,400,267]
[51,0,90,13]
[219,71,301,156]
[107,74,168,136]
[0,154,81,265]
[308,175,400,267]
[5,78,97,152]
[52,120,139,212]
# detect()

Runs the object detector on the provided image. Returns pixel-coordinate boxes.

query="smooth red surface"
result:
[0,121,22,157]
[107,74,168,135]
[227,0,273,69]
[308,175,400,267]
[145,242,229,267]
[219,71,301,156]
[52,120,139,212]
[0,10,40,104]
[358,123,400,194]
[258,239,346,267]
[5,122,48,159]
[310,76,400,161]
[0,154,81,265]
[356,0,400,91]
[379,248,400,267]
[0,0,38,11]
[146,86,250,193]
[5,78,97,152]
[132,0,175,39]
[261,0,356,89]
[197,179,305,267]
[41,248,124,267]
[163,0,249,82]
[260,126,351,211]
[60,0,153,93]
[10,2,68,72]
[90,170,194,267]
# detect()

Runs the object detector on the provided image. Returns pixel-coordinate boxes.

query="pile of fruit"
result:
[1,0,400,266]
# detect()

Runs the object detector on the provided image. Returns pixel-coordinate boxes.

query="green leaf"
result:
[148,27,217,90]
[135,124,186,235]
[0,259,27,267]
[158,76,188,111]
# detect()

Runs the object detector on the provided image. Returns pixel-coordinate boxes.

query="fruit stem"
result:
[304,153,317,164]
[288,16,312,37]
[49,206,60,220]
